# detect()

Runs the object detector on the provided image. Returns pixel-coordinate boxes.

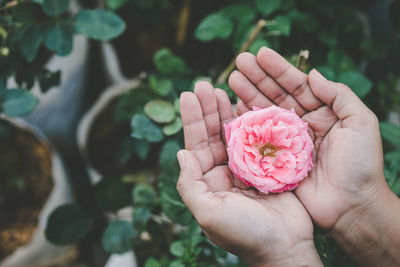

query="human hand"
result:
[229,47,400,265]
[177,81,322,266]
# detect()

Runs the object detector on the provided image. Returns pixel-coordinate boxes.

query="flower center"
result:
[259,143,279,158]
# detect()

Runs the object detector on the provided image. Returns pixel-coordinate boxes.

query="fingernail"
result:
[311,69,326,80]
[177,150,186,169]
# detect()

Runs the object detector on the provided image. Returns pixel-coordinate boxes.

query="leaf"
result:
[45,24,73,56]
[2,89,38,117]
[170,241,186,257]
[42,0,70,17]
[102,221,136,254]
[106,0,127,10]
[20,26,43,62]
[268,15,291,36]
[144,100,176,123]
[153,48,186,76]
[327,50,356,75]
[255,0,282,16]
[14,2,41,24]
[380,122,400,146]
[38,70,61,93]
[338,71,372,98]
[149,75,173,96]
[159,140,181,169]
[174,98,180,113]
[145,258,160,267]
[249,39,270,55]
[133,207,151,230]
[131,114,163,142]
[75,9,126,41]
[220,4,255,23]
[195,13,234,42]
[316,66,336,81]
[162,117,182,136]
[169,260,185,267]
[132,139,151,160]
[93,178,131,212]
[45,204,94,245]
[132,184,156,208]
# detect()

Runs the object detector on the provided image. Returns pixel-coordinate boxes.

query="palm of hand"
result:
[178,82,314,261]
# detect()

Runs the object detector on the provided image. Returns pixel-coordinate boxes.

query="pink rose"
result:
[225,106,313,194]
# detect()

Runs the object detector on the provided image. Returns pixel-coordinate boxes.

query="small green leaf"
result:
[327,50,356,75]
[102,221,136,254]
[3,89,38,117]
[220,4,255,23]
[144,100,176,123]
[133,207,151,230]
[106,0,127,10]
[131,114,163,142]
[162,117,182,136]
[42,0,70,17]
[45,24,73,56]
[255,0,282,16]
[45,204,94,245]
[174,98,180,113]
[132,139,151,160]
[133,184,155,208]
[153,48,186,76]
[249,39,270,55]
[338,71,372,98]
[315,66,336,81]
[20,26,43,62]
[75,9,126,41]
[145,258,160,267]
[149,75,173,96]
[94,178,131,212]
[169,260,185,267]
[195,13,233,42]
[380,122,400,146]
[170,241,186,257]
[268,16,291,36]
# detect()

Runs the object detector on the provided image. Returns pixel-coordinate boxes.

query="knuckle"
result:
[292,80,308,97]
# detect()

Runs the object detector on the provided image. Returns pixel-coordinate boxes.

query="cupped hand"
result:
[229,47,390,231]
[177,82,322,266]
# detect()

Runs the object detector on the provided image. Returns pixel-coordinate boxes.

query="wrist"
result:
[247,239,322,267]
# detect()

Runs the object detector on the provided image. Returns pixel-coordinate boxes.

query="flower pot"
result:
[0,117,74,267]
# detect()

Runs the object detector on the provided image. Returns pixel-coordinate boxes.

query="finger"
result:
[236,52,306,115]
[256,47,323,111]
[177,150,220,219]
[203,165,234,192]
[194,81,227,165]
[308,69,376,127]
[228,70,274,109]
[236,99,250,116]
[180,92,214,173]
[215,89,235,144]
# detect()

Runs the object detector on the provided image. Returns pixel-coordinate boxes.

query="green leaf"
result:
[133,207,151,230]
[145,258,160,267]
[3,89,38,117]
[106,0,127,10]
[131,114,163,142]
[160,140,181,168]
[169,260,185,267]
[153,48,186,76]
[338,71,372,98]
[162,117,182,136]
[380,122,400,146]
[14,2,41,24]
[75,9,126,41]
[94,178,131,212]
[133,184,155,208]
[170,241,186,257]
[45,24,73,56]
[102,221,136,254]
[327,50,355,76]
[149,75,173,96]
[144,100,176,123]
[42,0,70,17]
[45,204,94,245]
[249,39,270,55]
[20,26,43,62]
[268,15,291,36]
[174,98,180,113]
[132,139,151,160]
[316,66,336,81]
[255,0,282,16]
[385,151,400,163]
[220,4,255,23]
[195,13,234,42]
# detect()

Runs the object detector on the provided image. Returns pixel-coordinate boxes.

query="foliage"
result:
[0,0,125,117]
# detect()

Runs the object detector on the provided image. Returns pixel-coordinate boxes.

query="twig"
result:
[176,0,191,47]
[216,19,267,85]
[296,50,309,72]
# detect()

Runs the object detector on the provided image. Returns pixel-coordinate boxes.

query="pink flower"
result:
[224,106,313,194]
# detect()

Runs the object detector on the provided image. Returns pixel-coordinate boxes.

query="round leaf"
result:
[45,24,73,56]
[255,0,282,15]
[3,89,38,117]
[106,0,127,10]
[145,258,160,267]
[268,15,291,36]
[162,117,182,136]
[170,241,185,257]
[75,9,126,41]
[94,178,131,212]
[133,184,156,207]
[195,13,234,42]
[144,100,176,123]
[380,122,400,146]
[153,48,186,76]
[338,71,372,98]
[45,204,94,245]
[131,114,163,142]
[43,0,70,17]
[169,260,185,267]
[220,4,255,23]
[102,221,136,254]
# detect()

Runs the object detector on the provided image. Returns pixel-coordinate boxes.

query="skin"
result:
[228,47,400,266]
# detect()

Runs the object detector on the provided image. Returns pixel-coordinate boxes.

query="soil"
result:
[0,120,54,261]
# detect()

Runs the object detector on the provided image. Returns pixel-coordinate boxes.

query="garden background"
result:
[0,0,399,266]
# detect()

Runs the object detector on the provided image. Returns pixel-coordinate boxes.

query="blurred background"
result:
[0,0,399,266]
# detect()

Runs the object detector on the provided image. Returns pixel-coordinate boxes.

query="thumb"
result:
[308,69,374,126]
[176,150,214,217]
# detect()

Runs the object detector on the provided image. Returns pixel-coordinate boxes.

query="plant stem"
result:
[176,0,191,47]
[216,19,267,85]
